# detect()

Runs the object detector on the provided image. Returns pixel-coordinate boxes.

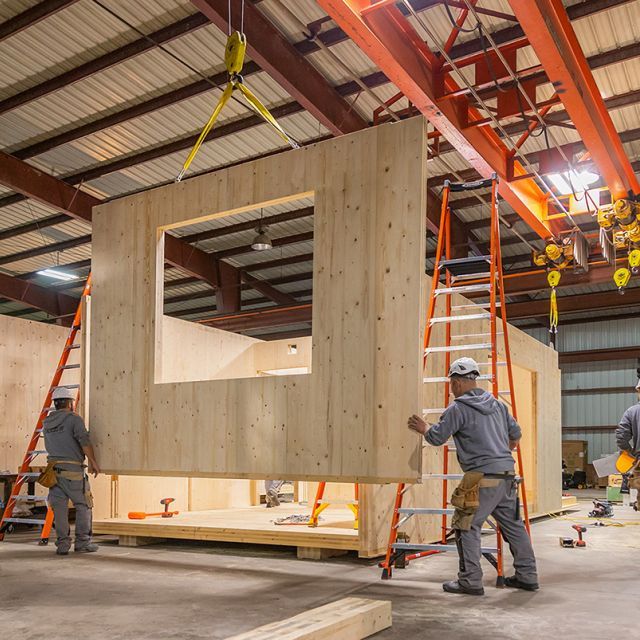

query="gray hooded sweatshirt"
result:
[43,410,91,464]
[425,389,521,474]
[617,402,640,455]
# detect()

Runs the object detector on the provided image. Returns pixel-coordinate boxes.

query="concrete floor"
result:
[2,495,638,640]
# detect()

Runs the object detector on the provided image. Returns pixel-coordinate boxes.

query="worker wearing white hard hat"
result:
[407,356,538,596]
[42,386,101,556]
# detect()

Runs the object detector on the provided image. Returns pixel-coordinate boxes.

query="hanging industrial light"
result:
[251,208,273,251]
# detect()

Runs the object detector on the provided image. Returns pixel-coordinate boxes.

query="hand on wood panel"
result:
[407,414,427,435]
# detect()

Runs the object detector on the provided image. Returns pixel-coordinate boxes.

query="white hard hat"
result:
[52,387,76,401]
[448,357,480,378]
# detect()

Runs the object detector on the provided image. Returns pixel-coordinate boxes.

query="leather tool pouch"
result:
[451,471,484,531]
[37,462,58,489]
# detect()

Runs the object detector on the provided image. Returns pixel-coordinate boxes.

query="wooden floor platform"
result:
[93,503,359,553]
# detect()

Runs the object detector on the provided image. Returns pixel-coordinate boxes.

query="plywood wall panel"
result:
[90,117,428,482]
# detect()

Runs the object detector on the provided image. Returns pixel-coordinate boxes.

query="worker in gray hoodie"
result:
[616,378,640,456]
[408,357,538,596]
[42,387,100,555]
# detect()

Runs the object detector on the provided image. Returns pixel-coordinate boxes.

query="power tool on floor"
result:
[588,499,614,518]
[128,497,179,520]
[559,525,587,548]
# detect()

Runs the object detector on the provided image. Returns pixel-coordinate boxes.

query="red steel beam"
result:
[0,272,77,320]
[190,0,366,136]
[199,303,312,332]
[507,0,640,200]
[0,0,78,42]
[318,0,555,239]
[559,347,640,364]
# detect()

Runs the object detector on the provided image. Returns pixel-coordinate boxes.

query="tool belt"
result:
[451,471,514,531]
[37,459,83,488]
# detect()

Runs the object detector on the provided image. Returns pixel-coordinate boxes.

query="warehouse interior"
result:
[1,1,639,639]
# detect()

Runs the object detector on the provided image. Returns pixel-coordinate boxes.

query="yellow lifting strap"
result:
[176,31,300,182]
[547,270,561,334]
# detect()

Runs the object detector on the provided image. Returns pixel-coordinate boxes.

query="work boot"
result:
[56,547,69,556]
[74,543,99,553]
[266,489,280,508]
[442,580,484,596]
[504,576,539,591]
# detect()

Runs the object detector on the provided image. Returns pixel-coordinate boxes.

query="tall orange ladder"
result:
[379,176,530,582]
[0,275,91,544]
[308,482,359,529]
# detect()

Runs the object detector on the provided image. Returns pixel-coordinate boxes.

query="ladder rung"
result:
[423,374,493,383]
[64,344,80,350]
[422,473,464,480]
[477,362,507,368]
[499,390,511,395]
[17,472,41,478]
[52,384,80,390]
[434,283,491,295]
[27,450,47,455]
[425,343,491,353]
[452,272,491,281]
[398,508,454,515]
[451,332,502,340]
[59,364,80,370]
[317,499,358,505]
[12,495,46,501]
[35,428,44,432]
[429,313,491,324]
[392,542,498,553]
[3,518,47,525]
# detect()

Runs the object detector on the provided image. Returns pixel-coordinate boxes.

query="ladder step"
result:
[59,364,80,370]
[452,272,491,282]
[392,542,498,553]
[26,450,47,455]
[423,374,492,383]
[398,508,454,515]
[51,384,80,390]
[438,255,491,277]
[64,344,80,350]
[317,499,358,505]
[17,472,41,478]
[425,343,491,353]
[422,473,464,480]
[434,283,491,295]
[12,495,46,501]
[3,518,47,525]
[451,332,502,340]
[429,313,491,325]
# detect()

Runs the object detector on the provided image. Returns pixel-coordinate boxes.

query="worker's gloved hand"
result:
[407,414,428,435]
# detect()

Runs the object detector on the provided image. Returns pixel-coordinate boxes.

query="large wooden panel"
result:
[90,117,427,482]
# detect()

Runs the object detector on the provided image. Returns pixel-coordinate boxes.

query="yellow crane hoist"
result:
[176,30,299,182]
[597,198,640,292]
[532,241,575,335]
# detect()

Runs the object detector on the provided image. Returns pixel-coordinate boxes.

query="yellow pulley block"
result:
[225,31,247,76]
[629,248,640,271]
[614,267,631,291]
[547,270,561,288]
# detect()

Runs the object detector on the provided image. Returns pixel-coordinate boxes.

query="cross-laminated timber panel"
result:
[89,117,428,483]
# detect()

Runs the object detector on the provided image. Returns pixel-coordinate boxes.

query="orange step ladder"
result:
[0,275,91,544]
[308,482,359,529]
[379,177,530,581]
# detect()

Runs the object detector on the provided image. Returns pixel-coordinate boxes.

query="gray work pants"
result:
[265,480,284,495]
[457,478,537,589]
[48,473,93,552]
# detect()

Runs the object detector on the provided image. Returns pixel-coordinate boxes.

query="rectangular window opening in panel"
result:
[156,195,314,384]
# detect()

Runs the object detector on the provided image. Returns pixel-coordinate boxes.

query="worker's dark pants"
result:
[48,473,93,552]
[457,478,537,589]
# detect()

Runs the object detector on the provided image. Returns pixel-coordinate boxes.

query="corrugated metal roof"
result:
[1,0,640,329]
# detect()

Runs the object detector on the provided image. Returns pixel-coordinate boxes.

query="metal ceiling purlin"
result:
[318,0,558,240]
[507,0,640,201]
